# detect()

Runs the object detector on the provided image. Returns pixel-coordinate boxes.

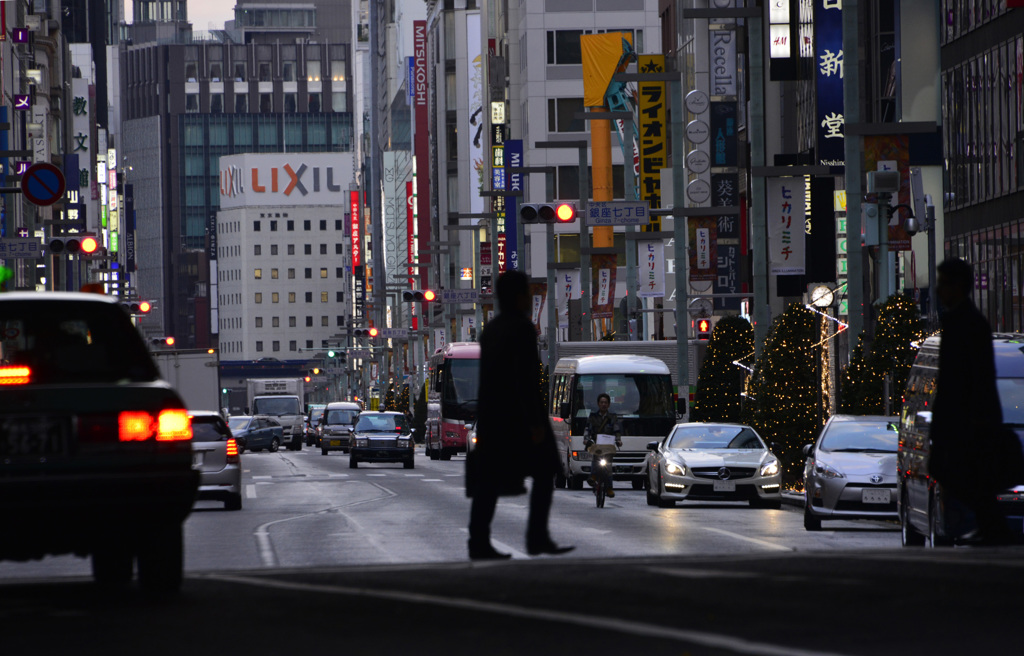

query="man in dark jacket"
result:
[467,270,574,560]
[930,257,1009,543]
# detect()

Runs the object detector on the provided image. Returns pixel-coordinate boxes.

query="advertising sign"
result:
[414,20,431,289]
[815,0,845,167]
[591,253,617,319]
[350,190,361,268]
[637,54,666,232]
[504,139,522,270]
[637,240,665,298]
[218,152,356,208]
[467,12,484,216]
[688,217,717,282]
[767,178,806,274]
[558,269,580,329]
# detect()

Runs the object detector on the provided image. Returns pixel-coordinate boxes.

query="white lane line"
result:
[405,474,425,477]
[203,573,855,656]
[444,474,461,477]
[701,527,793,552]
[245,484,258,499]
[366,474,387,477]
[252,475,272,479]
[421,479,443,482]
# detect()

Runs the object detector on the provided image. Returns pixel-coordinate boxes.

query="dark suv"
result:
[349,411,414,469]
[0,292,199,593]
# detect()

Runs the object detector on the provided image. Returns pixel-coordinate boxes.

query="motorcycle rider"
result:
[583,393,622,497]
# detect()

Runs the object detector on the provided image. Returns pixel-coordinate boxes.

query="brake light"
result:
[119,411,154,441]
[157,409,192,441]
[226,438,239,460]
[0,365,31,385]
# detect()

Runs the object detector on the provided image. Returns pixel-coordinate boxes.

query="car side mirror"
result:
[646,441,659,451]
[559,402,570,420]
[802,443,813,456]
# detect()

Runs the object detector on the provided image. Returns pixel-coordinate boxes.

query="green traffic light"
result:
[327,350,336,358]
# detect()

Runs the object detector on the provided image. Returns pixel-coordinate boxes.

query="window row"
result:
[253,219,344,232]
[184,57,345,84]
[186,91,346,114]
[253,267,346,280]
[250,315,344,328]
[252,244,344,256]
[253,291,341,303]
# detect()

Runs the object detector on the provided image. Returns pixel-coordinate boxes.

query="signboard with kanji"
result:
[586,201,650,226]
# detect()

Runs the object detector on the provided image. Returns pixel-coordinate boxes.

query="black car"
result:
[349,411,414,469]
[0,292,199,594]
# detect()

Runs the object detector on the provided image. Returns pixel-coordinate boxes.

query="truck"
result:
[246,378,306,451]
[152,348,221,412]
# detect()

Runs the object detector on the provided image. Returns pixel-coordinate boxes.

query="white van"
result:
[549,354,677,490]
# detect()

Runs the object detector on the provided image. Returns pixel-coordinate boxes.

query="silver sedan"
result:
[802,415,899,530]
[645,423,783,509]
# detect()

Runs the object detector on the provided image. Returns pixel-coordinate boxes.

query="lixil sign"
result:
[218,152,355,209]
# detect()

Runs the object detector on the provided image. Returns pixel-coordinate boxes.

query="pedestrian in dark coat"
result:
[930,257,1009,543]
[467,270,574,560]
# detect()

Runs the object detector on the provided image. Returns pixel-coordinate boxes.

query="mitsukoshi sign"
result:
[218,153,355,209]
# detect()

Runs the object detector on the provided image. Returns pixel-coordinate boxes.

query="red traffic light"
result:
[80,236,100,254]
[422,289,437,301]
[138,300,152,313]
[555,203,576,223]
[368,327,379,338]
[165,336,176,346]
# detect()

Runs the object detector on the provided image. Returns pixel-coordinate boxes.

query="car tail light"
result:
[226,438,240,463]
[0,365,31,385]
[118,409,192,442]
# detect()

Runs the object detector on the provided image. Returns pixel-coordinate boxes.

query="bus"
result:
[425,342,480,460]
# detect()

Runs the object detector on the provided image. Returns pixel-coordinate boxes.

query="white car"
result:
[645,423,783,508]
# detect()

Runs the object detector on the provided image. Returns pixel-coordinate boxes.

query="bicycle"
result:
[588,443,617,508]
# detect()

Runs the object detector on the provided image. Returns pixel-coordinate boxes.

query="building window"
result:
[260,93,273,112]
[320,244,328,255]
[335,220,343,230]
[271,244,278,255]
[255,293,263,303]
[210,93,223,113]
[305,292,313,302]
[256,341,263,352]
[258,61,272,82]
[336,267,344,278]
[234,93,248,113]
[287,220,294,231]
[548,98,585,132]
[186,93,199,112]
[320,268,328,278]
[319,220,327,230]
[337,316,344,326]
[289,340,297,351]
[304,244,312,255]
[309,92,322,112]
[185,61,198,80]
[272,341,280,352]
[306,340,313,348]
[254,268,262,279]
[332,91,347,112]
[288,268,295,279]
[284,93,297,113]
[255,317,263,327]
[331,59,345,82]
[271,268,279,279]
[446,114,458,160]
[321,315,329,326]
[270,220,278,231]
[233,61,246,81]
[303,220,311,231]
[335,243,343,254]
[336,292,344,302]
[289,316,296,327]
[272,292,279,303]
[254,221,261,231]
[289,292,296,303]
[547,30,586,65]
[305,268,312,279]
[288,244,295,255]
[254,245,261,255]
[306,316,313,327]
[307,60,322,82]
[283,61,296,82]
[272,317,280,328]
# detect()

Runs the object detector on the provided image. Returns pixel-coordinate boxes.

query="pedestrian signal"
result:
[697,318,711,340]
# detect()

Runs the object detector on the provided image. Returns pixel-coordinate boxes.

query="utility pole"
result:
[842,0,865,356]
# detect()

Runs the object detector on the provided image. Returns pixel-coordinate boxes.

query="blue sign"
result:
[21,162,66,206]
[504,139,522,271]
[407,57,415,101]
[815,0,845,168]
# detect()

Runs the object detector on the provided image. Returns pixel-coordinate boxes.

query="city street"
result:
[8,448,1024,656]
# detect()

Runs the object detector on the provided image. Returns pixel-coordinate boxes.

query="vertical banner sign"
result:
[350,190,362,268]
[767,178,807,274]
[406,181,415,286]
[62,154,84,230]
[591,253,617,319]
[712,172,741,310]
[407,57,415,101]
[124,183,136,281]
[413,20,431,289]
[637,240,665,297]
[529,282,546,335]
[480,240,492,292]
[710,103,737,167]
[637,55,666,232]
[815,0,845,167]
[688,217,717,282]
[467,13,484,216]
[559,269,580,328]
[504,139,522,270]
[354,266,366,324]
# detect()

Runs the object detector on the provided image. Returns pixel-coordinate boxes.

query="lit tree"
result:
[746,303,822,484]
[839,335,883,415]
[398,383,411,415]
[384,381,397,411]
[692,316,754,423]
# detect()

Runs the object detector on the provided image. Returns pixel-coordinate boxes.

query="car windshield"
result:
[192,418,229,442]
[0,299,159,384]
[819,420,898,453]
[571,373,676,437]
[668,425,764,450]
[252,396,301,416]
[355,414,407,432]
[999,379,1024,425]
[309,407,325,423]
[228,417,253,432]
[325,409,359,425]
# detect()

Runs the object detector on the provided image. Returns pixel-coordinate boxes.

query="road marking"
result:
[252,475,272,479]
[204,573,856,656]
[701,527,793,552]
[444,474,461,477]
[245,484,257,499]
[405,474,425,477]
[421,479,443,482]
[366,474,387,477]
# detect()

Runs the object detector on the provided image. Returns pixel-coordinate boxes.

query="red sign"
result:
[406,181,415,286]
[496,233,507,274]
[21,163,66,207]
[480,241,492,267]
[414,20,431,291]
[350,190,361,267]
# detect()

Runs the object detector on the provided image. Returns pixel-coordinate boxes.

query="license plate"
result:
[330,440,342,447]
[192,452,204,468]
[713,480,736,492]
[0,415,69,458]
[862,488,890,504]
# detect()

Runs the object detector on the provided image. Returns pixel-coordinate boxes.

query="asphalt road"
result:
[3,447,1020,655]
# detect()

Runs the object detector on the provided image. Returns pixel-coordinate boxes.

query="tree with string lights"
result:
[839,335,884,415]
[745,303,821,484]
[384,381,397,411]
[692,316,755,423]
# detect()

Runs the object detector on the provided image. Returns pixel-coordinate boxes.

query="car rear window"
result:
[325,409,359,425]
[192,418,230,442]
[0,299,159,384]
[820,421,897,452]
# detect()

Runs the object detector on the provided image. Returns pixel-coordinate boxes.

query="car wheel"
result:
[632,478,645,491]
[569,475,584,491]
[322,447,329,456]
[137,523,183,596]
[929,490,953,547]
[225,494,243,511]
[440,447,452,461]
[404,458,415,470]
[350,456,359,469]
[901,490,926,547]
[92,543,134,588]
[270,437,280,453]
[803,503,822,531]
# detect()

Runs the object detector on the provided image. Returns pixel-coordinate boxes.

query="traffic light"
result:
[402,289,437,302]
[327,350,336,358]
[696,318,712,340]
[48,234,100,255]
[122,300,152,315]
[353,327,379,337]
[149,336,175,347]
[519,202,576,224]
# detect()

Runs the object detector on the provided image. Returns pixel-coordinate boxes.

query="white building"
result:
[216,152,356,362]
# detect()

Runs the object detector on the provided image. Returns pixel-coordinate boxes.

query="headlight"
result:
[814,461,845,479]
[355,438,369,447]
[665,462,686,476]
[397,439,411,447]
[760,459,780,477]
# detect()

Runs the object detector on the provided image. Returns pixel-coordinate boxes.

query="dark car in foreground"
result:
[0,292,199,594]
[190,411,242,510]
[228,415,284,452]
[349,411,414,469]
